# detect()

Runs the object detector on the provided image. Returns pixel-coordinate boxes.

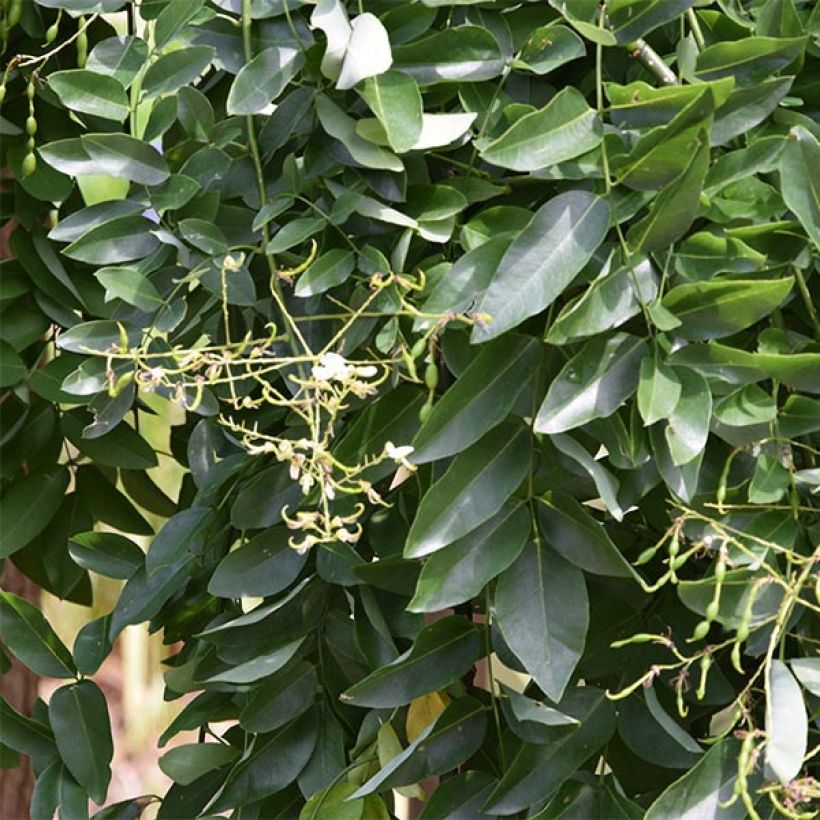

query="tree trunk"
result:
[0,562,39,820]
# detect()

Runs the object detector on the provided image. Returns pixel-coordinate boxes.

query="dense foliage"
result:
[1,0,819,817]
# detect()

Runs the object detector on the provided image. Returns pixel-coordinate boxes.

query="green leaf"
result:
[662,279,793,340]
[48,680,113,805]
[268,216,327,254]
[209,527,307,598]
[791,658,820,697]
[514,25,585,75]
[478,88,602,172]
[546,257,657,346]
[142,46,215,98]
[408,501,530,612]
[645,739,751,819]
[0,697,56,760]
[418,771,495,820]
[49,200,146,244]
[351,697,487,797]
[63,215,161,265]
[715,384,777,427]
[73,615,113,676]
[537,492,635,578]
[749,454,790,503]
[613,88,715,190]
[473,191,610,342]
[535,334,647,434]
[295,249,355,297]
[68,532,144,580]
[205,637,305,685]
[61,409,158,470]
[779,126,820,247]
[0,340,24,387]
[674,232,767,279]
[154,0,207,49]
[227,46,304,115]
[628,129,710,252]
[495,540,588,702]
[301,782,364,820]
[0,592,76,678]
[56,320,142,354]
[240,661,317,733]
[341,616,481,708]
[0,468,69,558]
[393,25,504,84]
[159,743,239,786]
[360,71,423,153]
[638,354,682,426]
[96,266,163,311]
[404,421,531,558]
[81,133,170,186]
[608,0,695,43]
[665,368,712,466]
[315,95,403,172]
[695,35,806,83]
[48,70,129,122]
[484,688,616,814]
[86,35,149,88]
[207,710,318,812]
[712,75,793,145]
[231,463,302,530]
[411,334,539,464]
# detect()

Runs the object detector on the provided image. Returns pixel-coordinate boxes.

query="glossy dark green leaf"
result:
[0,468,69,558]
[409,501,530,612]
[665,368,712,466]
[48,70,129,122]
[86,35,149,87]
[240,661,317,733]
[535,334,646,434]
[207,710,318,812]
[695,36,806,83]
[473,191,610,342]
[0,592,76,678]
[0,340,25,387]
[411,334,539,464]
[393,25,504,84]
[295,249,355,297]
[49,680,113,805]
[143,46,215,98]
[227,46,304,115]
[608,0,695,42]
[495,540,588,702]
[546,257,657,346]
[779,126,820,247]
[351,697,487,797]
[63,215,161,265]
[484,687,616,814]
[360,70,423,153]
[159,743,239,787]
[405,421,531,558]
[663,279,793,340]
[765,659,808,785]
[514,25,585,75]
[478,88,602,172]
[0,697,56,760]
[341,616,481,708]
[645,739,750,819]
[61,409,158,470]
[537,492,635,578]
[638,354,682,426]
[154,0,207,49]
[68,532,144,579]
[73,615,113,676]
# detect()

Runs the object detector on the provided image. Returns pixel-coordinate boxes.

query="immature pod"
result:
[418,400,433,424]
[695,653,711,700]
[76,18,88,67]
[424,361,439,391]
[45,20,59,44]
[410,338,427,360]
[690,620,710,642]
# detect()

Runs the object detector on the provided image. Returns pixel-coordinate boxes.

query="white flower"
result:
[312,352,350,382]
[352,364,378,378]
[300,473,315,494]
[384,441,414,465]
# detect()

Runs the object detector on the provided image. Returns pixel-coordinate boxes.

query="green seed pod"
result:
[690,620,710,642]
[21,151,36,178]
[45,22,59,43]
[25,115,37,136]
[418,401,433,424]
[410,338,426,359]
[705,600,720,622]
[0,85,6,107]
[108,370,134,398]
[26,79,35,101]
[696,654,711,700]
[731,642,743,674]
[735,622,749,643]
[7,0,21,27]
[714,553,727,584]
[676,684,688,718]
[671,553,688,571]
[424,362,439,391]
[76,23,88,68]
[26,135,35,152]
[667,530,680,558]
[635,545,659,566]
